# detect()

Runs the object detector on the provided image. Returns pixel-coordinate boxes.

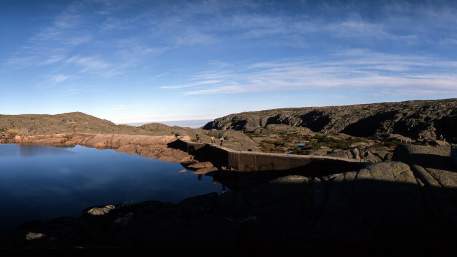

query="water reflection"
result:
[0,144,222,230]
[18,145,74,157]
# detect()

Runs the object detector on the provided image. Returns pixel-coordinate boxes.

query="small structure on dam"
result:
[169,139,367,174]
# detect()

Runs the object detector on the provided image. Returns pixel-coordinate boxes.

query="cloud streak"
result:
[3,0,457,105]
[49,74,70,83]
[163,50,457,97]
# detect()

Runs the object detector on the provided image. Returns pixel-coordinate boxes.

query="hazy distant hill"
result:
[204,98,457,143]
[128,120,211,128]
[138,122,197,136]
[161,119,211,128]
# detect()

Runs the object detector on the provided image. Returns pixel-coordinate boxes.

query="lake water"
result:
[0,144,222,230]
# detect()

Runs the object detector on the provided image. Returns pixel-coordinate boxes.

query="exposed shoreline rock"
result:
[2,133,193,163]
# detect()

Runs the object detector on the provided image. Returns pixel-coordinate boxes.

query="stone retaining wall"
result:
[170,139,367,172]
[227,150,312,172]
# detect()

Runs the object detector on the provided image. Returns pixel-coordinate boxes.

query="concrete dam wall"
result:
[169,139,367,173]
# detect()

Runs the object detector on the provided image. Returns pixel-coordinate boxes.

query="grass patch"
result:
[309,135,351,150]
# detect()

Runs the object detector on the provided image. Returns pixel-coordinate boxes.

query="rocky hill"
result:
[204,98,457,143]
[0,112,258,152]
[0,112,138,135]
[0,112,195,136]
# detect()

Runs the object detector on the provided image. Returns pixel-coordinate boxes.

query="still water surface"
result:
[0,144,221,229]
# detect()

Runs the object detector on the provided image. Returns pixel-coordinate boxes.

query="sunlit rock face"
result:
[87,205,116,216]
[204,98,457,143]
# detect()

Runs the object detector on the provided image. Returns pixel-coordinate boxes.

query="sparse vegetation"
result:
[309,134,364,150]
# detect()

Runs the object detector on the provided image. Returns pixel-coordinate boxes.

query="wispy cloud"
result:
[185,85,245,95]
[66,55,111,73]
[49,74,70,83]
[161,79,223,89]
[4,0,457,100]
[4,2,89,70]
[3,1,161,80]
[7,0,457,73]
[163,50,457,97]
[175,30,216,46]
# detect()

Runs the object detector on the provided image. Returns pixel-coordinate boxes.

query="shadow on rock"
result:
[5,161,457,257]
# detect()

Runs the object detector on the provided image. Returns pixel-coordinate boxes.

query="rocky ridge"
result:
[0,112,196,136]
[204,98,457,143]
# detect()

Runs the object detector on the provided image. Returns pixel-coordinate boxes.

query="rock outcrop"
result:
[204,98,457,143]
[86,205,116,216]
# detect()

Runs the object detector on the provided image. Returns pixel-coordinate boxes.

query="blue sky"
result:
[1,0,457,123]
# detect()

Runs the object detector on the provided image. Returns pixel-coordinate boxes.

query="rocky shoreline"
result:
[1,133,193,163]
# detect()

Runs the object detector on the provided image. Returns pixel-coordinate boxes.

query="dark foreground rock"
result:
[5,146,457,256]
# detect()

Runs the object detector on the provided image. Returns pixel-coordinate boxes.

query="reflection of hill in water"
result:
[18,145,74,157]
[0,144,221,234]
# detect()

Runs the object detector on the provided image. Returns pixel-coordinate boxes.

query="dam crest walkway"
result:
[169,139,368,173]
